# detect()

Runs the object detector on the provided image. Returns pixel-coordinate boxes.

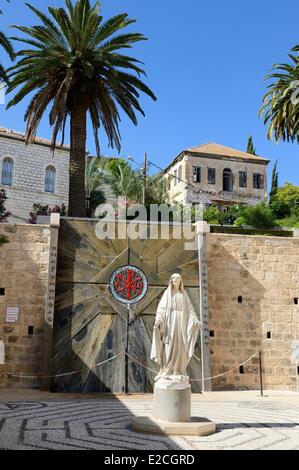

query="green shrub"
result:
[203,206,223,224]
[210,226,293,237]
[270,198,292,219]
[234,216,247,227]
[0,189,11,223]
[277,215,299,229]
[235,203,277,229]
[0,235,9,246]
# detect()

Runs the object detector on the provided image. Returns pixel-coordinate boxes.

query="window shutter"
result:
[45,166,56,193]
[1,158,13,186]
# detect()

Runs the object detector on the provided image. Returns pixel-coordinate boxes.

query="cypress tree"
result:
[247,136,256,155]
[270,160,279,201]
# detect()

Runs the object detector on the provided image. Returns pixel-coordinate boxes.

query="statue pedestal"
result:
[154,378,191,422]
[130,377,216,436]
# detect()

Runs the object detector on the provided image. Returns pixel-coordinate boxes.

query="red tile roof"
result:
[0,127,70,150]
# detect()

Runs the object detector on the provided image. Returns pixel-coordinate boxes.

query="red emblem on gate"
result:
[109,266,148,305]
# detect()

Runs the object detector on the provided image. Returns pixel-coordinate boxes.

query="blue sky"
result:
[1,0,299,186]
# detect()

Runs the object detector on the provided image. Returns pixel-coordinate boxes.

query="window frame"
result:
[1,157,14,186]
[44,165,56,193]
[193,166,201,183]
[208,168,216,185]
[178,165,182,181]
[239,171,247,188]
[253,173,264,190]
[223,168,233,192]
[174,169,177,186]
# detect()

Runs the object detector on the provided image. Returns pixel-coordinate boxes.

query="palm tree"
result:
[85,156,107,216]
[85,156,107,196]
[7,0,156,216]
[147,173,168,205]
[105,159,143,203]
[260,46,299,143]
[0,1,14,83]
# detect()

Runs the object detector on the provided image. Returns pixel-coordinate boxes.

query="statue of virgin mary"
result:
[150,273,203,383]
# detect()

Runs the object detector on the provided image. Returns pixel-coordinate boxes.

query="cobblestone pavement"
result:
[0,393,299,450]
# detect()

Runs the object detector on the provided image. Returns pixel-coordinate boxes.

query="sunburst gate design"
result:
[109,266,148,305]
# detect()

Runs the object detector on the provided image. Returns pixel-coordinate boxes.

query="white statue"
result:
[151,273,203,384]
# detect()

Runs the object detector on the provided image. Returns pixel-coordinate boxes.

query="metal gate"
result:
[51,219,202,393]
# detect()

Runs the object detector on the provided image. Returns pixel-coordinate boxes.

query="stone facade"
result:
[207,233,299,391]
[0,221,298,392]
[165,143,269,209]
[0,128,70,223]
[0,224,52,389]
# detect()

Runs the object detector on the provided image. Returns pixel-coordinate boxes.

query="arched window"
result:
[44,166,56,193]
[0,341,4,365]
[1,157,14,186]
[223,168,233,192]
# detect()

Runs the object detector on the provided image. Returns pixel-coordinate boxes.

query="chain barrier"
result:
[6,352,124,379]
[191,351,258,382]
[4,350,259,382]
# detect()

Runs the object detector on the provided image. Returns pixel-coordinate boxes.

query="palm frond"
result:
[7,0,156,155]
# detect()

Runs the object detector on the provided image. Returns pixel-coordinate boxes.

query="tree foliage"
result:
[260,46,299,143]
[0,188,11,222]
[234,203,277,229]
[0,0,15,83]
[270,160,279,202]
[7,0,156,152]
[7,0,156,216]
[246,135,256,155]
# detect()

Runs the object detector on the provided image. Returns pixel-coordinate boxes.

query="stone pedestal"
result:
[130,377,217,436]
[130,416,216,436]
[154,379,191,422]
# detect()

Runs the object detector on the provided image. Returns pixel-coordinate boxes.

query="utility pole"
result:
[142,153,148,205]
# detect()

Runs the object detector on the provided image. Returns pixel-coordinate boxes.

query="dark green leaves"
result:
[260,47,299,144]
[7,0,156,153]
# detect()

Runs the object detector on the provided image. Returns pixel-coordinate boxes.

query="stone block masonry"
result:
[207,233,299,391]
[0,224,52,389]
[0,129,70,223]
[0,222,299,392]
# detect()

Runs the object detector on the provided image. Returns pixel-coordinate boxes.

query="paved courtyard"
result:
[0,390,299,450]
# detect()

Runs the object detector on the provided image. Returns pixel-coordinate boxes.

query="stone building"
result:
[0,128,70,223]
[165,142,269,210]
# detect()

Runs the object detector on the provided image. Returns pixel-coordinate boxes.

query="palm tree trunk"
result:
[68,101,87,217]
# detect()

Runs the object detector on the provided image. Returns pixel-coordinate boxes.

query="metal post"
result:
[143,153,148,206]
[125,303,130,394]
[259,350,264,397]
[196,221,211,393]
[198,231,205,394]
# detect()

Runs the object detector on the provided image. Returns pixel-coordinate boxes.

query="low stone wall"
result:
[0,224,51,389]
[207,233,299,391]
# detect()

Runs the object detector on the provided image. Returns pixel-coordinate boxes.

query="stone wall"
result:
[0,130,70,223]
[0,224,51,389]
[1,222,299,392]
[206,233,299,391]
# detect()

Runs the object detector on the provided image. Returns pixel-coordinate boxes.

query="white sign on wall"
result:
[6,307,19,323]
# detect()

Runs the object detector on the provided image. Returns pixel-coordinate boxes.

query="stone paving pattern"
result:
[0,393,299,450]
